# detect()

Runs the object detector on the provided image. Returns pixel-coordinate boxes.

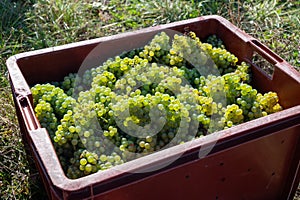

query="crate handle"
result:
[17,96,40,131]
[250,40,283,65]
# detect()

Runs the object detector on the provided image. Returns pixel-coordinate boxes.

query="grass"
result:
[0,0,299,199]
[0,0,35,199]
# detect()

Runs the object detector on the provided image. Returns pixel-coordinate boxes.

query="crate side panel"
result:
[93,125,299,200]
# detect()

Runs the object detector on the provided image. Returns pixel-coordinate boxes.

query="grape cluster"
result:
[169,33,209,70]
[189,32,238,74]
[138,32,171,63]
[31,31,283,179]
[67,149,124,179]
[31,84,76,135]
[205,35,225,49]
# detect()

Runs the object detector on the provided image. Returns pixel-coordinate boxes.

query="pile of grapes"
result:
[31,31,282,179]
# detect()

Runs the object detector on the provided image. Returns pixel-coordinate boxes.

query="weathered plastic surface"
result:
[6,15,300,200]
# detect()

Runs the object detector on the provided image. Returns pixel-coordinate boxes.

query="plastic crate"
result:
[6,15,300,200]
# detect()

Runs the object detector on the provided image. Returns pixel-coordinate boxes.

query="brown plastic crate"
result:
[6,15,300,200]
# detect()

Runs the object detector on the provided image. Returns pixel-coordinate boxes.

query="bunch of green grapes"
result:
[208,47,238,74]
[31,31,283,179]
[31,84,76,133]
[61,73,77,96]
[188,31,238,74]
[257,92,282,113]
[34,100,57,137]
[205,34,225,49]
[169,33,209,70]
[222,104,244,128]
[67,149,124,178]
[138,31,171,63]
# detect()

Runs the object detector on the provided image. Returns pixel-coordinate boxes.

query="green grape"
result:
[80,158,87,166]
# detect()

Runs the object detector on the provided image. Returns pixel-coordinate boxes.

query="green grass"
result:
[0,0,299,199]
[0,1,35,199]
